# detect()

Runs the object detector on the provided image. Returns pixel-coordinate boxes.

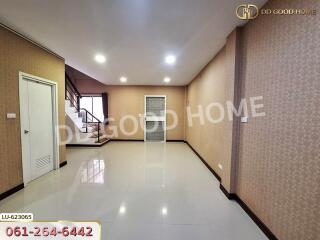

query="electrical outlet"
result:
[7,113,16,119]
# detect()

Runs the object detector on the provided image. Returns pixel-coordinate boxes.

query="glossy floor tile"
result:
[0,142,267,240]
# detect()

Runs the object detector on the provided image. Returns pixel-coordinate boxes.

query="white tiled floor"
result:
[0,142,267,240]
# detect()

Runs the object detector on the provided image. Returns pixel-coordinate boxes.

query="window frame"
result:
[80,94,104,122]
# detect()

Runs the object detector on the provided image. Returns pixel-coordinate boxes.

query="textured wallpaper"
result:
[104,85,186,140]
[0,26,66,194]
[185,28,241,195]
[186,48,231,178]
[237,0,320,239]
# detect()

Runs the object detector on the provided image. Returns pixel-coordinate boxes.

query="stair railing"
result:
[65,72,81,111]
[80,108,101,143]
[65,73,103,143]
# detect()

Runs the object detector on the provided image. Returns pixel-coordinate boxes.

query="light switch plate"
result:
[7,113,16,119]
[241,116,248,123]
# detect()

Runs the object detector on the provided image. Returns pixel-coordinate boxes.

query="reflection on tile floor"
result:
[0,142,267,240]
[81,159,105,184]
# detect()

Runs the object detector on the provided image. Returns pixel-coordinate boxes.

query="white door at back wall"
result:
[20,77,55,183]
[144,95,166,142]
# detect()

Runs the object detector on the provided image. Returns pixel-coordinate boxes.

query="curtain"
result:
[101,92,109,125]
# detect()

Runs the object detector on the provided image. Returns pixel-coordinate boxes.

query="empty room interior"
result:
[0,0,319,239]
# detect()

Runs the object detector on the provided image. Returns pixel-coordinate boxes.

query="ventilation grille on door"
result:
[36,155,51,169]
[146,121,164,141]
[146,97,165,117]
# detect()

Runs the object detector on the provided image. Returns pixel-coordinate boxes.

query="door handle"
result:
[24,130,29,134]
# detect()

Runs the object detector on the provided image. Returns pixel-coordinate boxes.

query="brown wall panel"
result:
[237,0,320,239]
[186,47,234,181]
[69,69,186,141]
[0,26,66,194]
[104,85,186,140]
[185,1,319,239]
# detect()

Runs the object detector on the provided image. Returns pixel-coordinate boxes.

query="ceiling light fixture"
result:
[165,55,176,65]
[119,205,126,215]
[94,54,106,63]
[120,77,127,83]
[162,207,168,216]
[164,77,171,83]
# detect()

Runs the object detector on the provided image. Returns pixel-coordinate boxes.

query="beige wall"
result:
[236,0,320,239]
[186,48,231,179]
[186,0,319,239]
[185,29,239,191]
[2,0,316,237]
[71,71,186,141]
[0,26,66,194]
[104,85,186,140]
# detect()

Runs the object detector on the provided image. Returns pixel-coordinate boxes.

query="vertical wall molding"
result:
[228,27,243,194]
[219,27,243,194]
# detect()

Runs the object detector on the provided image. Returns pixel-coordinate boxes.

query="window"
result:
[80,96,104,122]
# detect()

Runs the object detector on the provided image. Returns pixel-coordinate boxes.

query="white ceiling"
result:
[0,0,267,86]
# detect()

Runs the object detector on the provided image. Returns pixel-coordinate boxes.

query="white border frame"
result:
[19,72,60,185]
[144,95,167,142]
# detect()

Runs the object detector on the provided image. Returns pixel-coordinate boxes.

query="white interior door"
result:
[20,77,54,183]
[144,95,166,142]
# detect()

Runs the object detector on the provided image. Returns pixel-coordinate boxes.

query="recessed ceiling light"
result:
[164,77,171,83]
[94,54,106,63]
[119,205,126,214]
[162,207,168,216]
[165,55,176,65]
[120,77,127,83]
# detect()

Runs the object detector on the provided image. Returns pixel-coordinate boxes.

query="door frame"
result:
[19,72,60,185]
[144,95,167,142]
